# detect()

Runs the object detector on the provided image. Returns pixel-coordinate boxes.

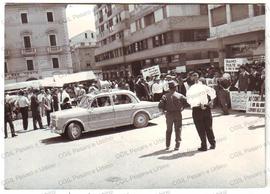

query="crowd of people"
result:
[4,60,265,139]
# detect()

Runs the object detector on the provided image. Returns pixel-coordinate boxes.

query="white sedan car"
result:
[50,90,162,140]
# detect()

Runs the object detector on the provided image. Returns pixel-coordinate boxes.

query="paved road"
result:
[3,109,266,189]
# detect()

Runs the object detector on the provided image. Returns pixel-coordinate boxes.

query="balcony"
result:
[47,46,63,54]
[5,50,10,58]
[21,48,37,56]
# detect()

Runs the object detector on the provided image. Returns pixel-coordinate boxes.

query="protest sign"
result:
[224,58,248,72]
[246,94,265,114]
[141,65,161,79]
[175,66,186,73]
[205,78,216,88]
[230,91,251,110]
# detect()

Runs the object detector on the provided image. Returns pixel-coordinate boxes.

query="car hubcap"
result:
[137,115,146,124]
[70,124,80,137]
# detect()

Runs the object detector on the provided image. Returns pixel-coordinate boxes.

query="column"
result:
[226,4,231,24]
[248,4,254,17]
[218,39,225,68]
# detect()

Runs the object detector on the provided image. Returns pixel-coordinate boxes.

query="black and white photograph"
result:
[1,0,269,193]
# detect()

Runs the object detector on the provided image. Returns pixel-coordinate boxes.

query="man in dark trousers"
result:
[15,90,30,130]
[5,95,17,138]
[158,80,186,151]
[31,89,44,130]
[186,72,216,151]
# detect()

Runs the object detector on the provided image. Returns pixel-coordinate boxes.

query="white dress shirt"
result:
[151,82,163,94]
[186,83,216,108]
[16,95,30,108]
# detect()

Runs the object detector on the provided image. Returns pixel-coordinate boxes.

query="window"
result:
[47,12,54,22]
[200,4,208,15]
[91,33,94,38]
[144,12,155,27]
[23,36,31,48]
[211,6,227,26]
[87,63,91,67]
[49,34,57,46]
[27,60,34,70]
[154,8,164,22]
[231,4,249,22]
[52,58,59,68]
[253,4,265,16]
[85,33,88,39]
[130,22,136,33]
[5,62,7,73]
[21,13,28,24]
[91,96,111,107]
[113,94,132,105]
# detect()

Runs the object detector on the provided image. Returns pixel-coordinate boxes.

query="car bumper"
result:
[152,112,163,119]
[50,126,64,134]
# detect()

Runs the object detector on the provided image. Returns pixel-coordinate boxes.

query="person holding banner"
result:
[186,72,216,151]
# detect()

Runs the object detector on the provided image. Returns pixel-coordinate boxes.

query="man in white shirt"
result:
[15,90,30,130]
[151,78,163,102]
[58,88,70,110]
[186,72,216,151]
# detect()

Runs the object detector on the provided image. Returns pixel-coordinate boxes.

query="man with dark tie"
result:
[186,72,216,151]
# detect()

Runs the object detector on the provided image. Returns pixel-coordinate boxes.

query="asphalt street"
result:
[3,108,266,189]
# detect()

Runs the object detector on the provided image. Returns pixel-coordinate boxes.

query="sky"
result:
[66,4,96,38]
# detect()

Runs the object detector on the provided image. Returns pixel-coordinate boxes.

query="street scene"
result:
[3,2,267,191]
[3,108,265,189]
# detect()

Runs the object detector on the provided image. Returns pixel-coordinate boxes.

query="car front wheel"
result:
[133,112,149,128]
[66,122,82,140]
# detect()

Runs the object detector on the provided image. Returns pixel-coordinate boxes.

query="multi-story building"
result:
[208,4,265,65]
[5,3,73,84]
[70,30,98,73]
[70,30,96,47]
[94,4,220,79]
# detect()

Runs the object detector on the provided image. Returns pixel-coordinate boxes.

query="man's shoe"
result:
[210,145,216,149]
[165,147,170,151]
[174,147,179,151]
[4,136,7,139]
[12,134,18,137]
[198,147,207,151]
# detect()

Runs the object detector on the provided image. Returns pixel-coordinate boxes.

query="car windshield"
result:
[78,96,92,108]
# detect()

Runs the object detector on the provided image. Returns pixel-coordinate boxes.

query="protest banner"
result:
[246,94,265,114]
[230,91,251,110]
[205,78,216,88]
[224,58,248,72]
[175,66,186,73]
[141,65,161,79]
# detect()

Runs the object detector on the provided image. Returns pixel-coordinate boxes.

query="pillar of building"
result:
[218,39,226,68]
[226,5,231,24]
[248,4,254,17]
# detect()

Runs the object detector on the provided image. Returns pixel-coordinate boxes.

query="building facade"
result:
[208,4,265,66]
[70,30,96,47]
[71,45,98,73]
[70,30,98,73]
[94,4,220,80]
[5,3,73,84]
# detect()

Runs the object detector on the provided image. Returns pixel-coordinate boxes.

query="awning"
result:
[53,71,96,84]
[5,80,41,91]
